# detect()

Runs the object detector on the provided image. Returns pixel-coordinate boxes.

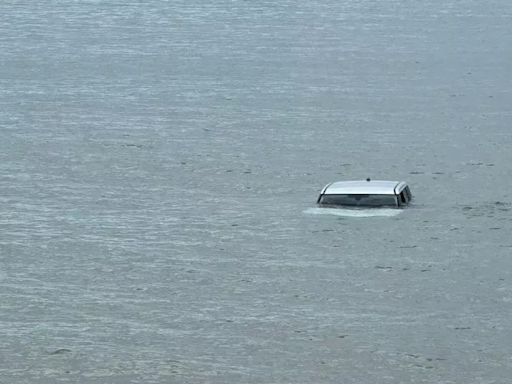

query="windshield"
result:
[318,194,397,207]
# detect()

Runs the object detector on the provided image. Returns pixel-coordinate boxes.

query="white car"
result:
[317,179,412,208]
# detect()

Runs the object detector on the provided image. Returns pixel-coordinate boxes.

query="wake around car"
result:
[317,179,412,208]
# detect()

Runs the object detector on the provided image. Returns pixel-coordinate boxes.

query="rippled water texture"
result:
[304,207,403,218]
[1,1,512,383]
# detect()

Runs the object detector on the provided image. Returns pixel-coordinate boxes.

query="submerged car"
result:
[317,179,412,208]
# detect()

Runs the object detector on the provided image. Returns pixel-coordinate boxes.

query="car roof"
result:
[321,180,406,195]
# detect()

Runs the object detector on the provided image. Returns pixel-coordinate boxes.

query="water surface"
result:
[1,1,512,383]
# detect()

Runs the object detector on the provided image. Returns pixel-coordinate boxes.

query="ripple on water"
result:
[303,207,403,218]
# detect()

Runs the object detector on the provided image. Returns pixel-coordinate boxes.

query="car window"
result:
[400,191,407,204]
[404,186,412,200]
[319,194,397,207]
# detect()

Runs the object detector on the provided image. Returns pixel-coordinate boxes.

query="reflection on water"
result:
[304,207,403,217]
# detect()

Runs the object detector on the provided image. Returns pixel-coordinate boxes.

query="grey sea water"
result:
[1,1,512,383]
